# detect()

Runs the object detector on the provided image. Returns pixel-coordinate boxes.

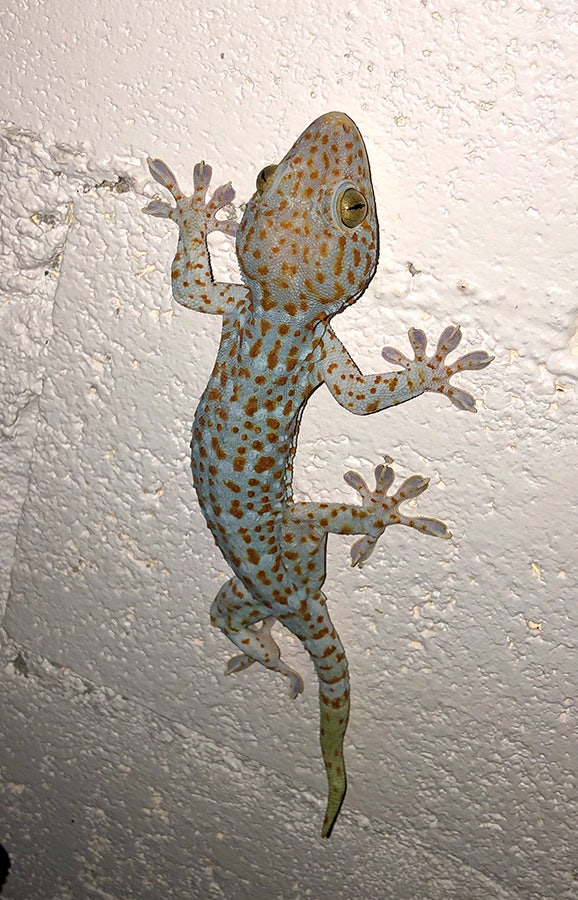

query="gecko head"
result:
[236,112,379,324]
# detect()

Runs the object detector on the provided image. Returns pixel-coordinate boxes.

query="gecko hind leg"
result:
[224,616,275,673]
[210,578,304,699]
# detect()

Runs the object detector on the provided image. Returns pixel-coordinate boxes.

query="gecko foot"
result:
[223,617,304,699]
[143,157,238,236]
[344,457,451,567]
[382,325,493,413]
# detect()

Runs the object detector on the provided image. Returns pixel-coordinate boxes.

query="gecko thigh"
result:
[210,576,266,629]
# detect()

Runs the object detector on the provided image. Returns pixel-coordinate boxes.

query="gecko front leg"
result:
[320,325,493,416]
[143,157,246,314]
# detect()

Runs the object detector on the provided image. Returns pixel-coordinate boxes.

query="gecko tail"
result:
[281,601,350,837]
[318,683,350,838]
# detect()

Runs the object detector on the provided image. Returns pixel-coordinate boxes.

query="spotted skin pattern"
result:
[144,112,493,837]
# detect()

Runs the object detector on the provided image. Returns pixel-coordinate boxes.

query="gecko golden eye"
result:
[338,187,368,228]
[256,164,278,194]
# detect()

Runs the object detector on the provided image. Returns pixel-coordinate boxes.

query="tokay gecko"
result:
[144,112,493,838]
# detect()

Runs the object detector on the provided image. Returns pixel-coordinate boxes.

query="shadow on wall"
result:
[0,844,10,894]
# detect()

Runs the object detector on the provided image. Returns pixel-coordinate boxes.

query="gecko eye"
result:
[337,187,368,228]
[256,164,278,195]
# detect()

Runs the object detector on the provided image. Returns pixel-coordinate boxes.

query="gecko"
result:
[143,111,492,838]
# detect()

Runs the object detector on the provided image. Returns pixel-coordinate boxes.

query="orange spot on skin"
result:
[211,436,226,460]
[244,396,258,416]
[254,456,276,473]
[267,341,281,370]
[228,499,243,519]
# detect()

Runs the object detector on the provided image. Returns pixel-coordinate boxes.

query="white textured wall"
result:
[1,1,577,897]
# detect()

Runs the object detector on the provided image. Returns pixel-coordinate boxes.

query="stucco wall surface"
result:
[1,1,576,898]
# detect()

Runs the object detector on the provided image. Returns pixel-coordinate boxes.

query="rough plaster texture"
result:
[0,1,577,897]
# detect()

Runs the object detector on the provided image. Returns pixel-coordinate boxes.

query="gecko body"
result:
[144,112,492,837]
